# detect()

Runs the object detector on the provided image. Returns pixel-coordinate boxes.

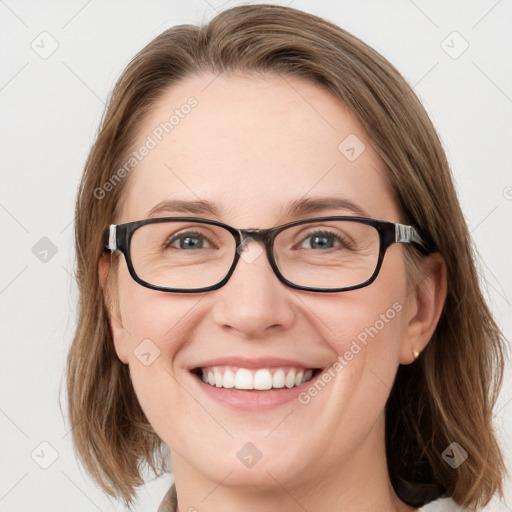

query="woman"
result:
[65,4,506,511]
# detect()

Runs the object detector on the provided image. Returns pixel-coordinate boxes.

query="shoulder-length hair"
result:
[64,4,506,509]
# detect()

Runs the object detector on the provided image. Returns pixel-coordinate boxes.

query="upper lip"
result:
[188,356,321,370]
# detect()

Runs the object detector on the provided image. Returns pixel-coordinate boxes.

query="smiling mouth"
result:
[191,366,322,390]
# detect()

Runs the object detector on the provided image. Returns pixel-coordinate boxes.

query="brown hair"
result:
[64,4,506,509]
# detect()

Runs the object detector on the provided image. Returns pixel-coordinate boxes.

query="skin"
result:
[99,72,447,512]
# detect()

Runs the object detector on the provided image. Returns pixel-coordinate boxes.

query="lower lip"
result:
[189,371,322,411]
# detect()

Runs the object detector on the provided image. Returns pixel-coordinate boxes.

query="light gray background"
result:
[1,0,511,510]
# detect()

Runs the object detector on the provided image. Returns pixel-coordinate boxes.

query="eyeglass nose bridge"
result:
[236,227,275,252]
[231,227,285,287]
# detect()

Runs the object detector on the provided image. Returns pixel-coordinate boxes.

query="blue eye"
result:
[299,229,352,251]
[165,231,213,250]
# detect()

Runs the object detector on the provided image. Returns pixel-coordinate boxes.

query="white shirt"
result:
[417,497,467,511]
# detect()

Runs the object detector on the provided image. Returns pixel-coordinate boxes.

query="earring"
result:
[412,349,420,360]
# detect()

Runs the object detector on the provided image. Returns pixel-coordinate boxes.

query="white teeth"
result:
[199,366,316,390]
[254,369,273,390]
[272,369,285,388]
[285,370,296,389]
[235,368,253,390]
[223,369,235,388]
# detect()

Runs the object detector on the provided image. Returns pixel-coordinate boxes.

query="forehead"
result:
[118,72,399,225]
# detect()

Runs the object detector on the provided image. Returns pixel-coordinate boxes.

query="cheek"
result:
[116,263,197,353]
[314,290,406,371]
[113,271,194,422]
[306,261,408,417]
[297,290,407,465]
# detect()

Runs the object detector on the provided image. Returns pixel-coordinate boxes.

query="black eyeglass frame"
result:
[102,216,429,294]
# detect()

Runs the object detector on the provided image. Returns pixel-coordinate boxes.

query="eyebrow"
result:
[146,196,370,220]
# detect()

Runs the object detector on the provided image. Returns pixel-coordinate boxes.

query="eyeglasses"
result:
[102,216,428,293]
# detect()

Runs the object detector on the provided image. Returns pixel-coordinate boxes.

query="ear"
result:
[98,255,129,364]
[399,253,447,364]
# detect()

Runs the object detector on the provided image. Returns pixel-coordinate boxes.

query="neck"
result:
[172,414,417,512]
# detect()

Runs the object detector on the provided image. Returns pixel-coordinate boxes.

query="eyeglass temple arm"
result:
[103,224,117,252]
[395,223,425,248]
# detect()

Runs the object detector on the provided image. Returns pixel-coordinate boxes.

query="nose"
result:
[211,238,295,338]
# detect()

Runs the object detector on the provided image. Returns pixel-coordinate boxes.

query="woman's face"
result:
[105,73,420,492]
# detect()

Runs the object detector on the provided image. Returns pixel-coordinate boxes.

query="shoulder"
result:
[417,497,469,511]
[157,483,177,512]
